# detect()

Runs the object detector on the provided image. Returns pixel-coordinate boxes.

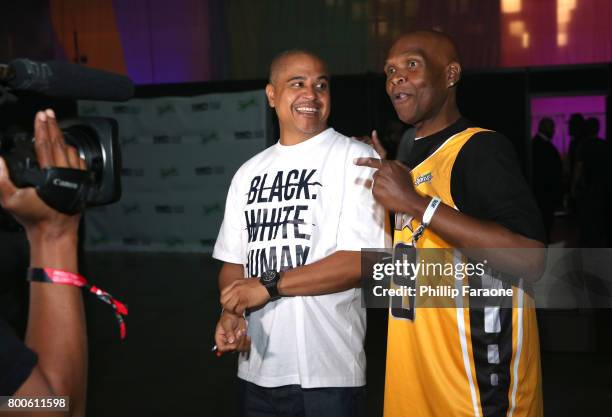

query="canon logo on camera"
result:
[52,178,78,189]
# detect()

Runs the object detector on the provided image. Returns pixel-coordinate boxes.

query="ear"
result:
[265,83,275,108]
[446,62,461,88]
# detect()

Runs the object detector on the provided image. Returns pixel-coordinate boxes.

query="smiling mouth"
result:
[294,105,320,116]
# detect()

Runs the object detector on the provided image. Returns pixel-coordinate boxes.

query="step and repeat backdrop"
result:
[79,90,269,252]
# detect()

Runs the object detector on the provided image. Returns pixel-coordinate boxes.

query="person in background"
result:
[532,117,563,243]
[573,117,608,247]
[567,113,587,175]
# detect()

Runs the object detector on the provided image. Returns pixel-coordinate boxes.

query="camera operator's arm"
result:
[0,110,87,417]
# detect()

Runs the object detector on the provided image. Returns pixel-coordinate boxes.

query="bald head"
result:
[384,30,462,133]
[269,49,327,85]
[389,30,461,68]
[538,117,555,139]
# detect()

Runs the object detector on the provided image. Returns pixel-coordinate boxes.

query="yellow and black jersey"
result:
[384,119,544,417]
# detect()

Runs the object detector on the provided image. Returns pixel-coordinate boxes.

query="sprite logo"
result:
[238,97,258,111]
[203,203,222,215]
[80,105,98,115]
[165,237,184,247]
[160,167,179,178]
[414,172,433,186]
[157,103,176,115]
[200,132,219,145]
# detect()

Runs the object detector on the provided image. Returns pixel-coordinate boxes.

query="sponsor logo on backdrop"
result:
[121,168,145,177]
[153,135,182,144]
[165,237,185,247]
[81,90,266,252]
[155,205,185,214]
[89,236,109,246]
[160,167,179,178]
[80,105,98,115]
[121,135,139,146]
[191,101,221,112]
[157,103,176,115]
[112,105,141,115]
[234,130,264,140]
[238,97,258,111]
[195,166,225,176]
[89,206,108,213]
[122,204,142,214]
[122,237,152,246]
[203,203,222,215]
[200,132,220,145]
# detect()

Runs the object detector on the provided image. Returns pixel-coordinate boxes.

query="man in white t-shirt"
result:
[212,50,387,417]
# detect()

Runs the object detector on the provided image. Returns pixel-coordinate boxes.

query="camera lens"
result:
[62,125,104,184]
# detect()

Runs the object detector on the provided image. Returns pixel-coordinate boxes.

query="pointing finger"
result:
[354,157,383,169]
[371,130,387,159]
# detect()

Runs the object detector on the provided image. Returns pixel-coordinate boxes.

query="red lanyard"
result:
[27,268,128,340]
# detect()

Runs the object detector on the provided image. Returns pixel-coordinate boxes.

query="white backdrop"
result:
[78,89,269,252]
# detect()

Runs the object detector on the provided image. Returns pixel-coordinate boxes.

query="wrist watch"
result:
[260,270,281,300]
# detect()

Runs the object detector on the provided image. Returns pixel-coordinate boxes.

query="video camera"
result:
[0,59,134,214]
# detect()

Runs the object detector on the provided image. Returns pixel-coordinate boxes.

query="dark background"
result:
[1,0,612,414]
[2,63,612,416]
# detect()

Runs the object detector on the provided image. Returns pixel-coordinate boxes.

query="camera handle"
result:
[0,84,17,105]
[20,166,93,215]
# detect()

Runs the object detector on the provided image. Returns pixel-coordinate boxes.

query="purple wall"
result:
[112,0,212,84]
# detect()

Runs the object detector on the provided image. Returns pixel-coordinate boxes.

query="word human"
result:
[247,245,310,277]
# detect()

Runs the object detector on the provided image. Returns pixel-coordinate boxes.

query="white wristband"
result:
[422,197,442,226]
[411,197,442,245]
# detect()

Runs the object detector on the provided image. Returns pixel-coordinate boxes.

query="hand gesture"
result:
[353,130,387,159]
[214,311,250,354]
[353,157,424,215]
[0,110,85,239]
[220,278,270,315]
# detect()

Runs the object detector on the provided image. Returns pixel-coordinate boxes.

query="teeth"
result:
[296,107,318,112]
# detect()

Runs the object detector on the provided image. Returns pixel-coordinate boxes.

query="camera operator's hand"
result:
[0,109,88,417]
[0,110,85,243]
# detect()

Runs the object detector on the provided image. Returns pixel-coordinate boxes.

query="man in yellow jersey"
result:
[355,31,545,417]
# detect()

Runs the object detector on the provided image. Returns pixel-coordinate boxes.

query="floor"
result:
[82,251,612,417]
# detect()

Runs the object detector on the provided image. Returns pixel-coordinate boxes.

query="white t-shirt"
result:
[213,127,387,388]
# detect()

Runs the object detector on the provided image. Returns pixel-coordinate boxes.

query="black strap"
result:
[21,166,92,214]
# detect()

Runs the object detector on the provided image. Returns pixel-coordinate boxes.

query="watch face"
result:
[261,270,277,282]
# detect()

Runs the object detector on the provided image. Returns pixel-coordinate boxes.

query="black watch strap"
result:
[260,270,281,300]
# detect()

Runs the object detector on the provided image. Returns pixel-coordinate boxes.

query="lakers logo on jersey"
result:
[395,212,415,233]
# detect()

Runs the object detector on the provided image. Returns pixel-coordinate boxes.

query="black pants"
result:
[238,379,365,417]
